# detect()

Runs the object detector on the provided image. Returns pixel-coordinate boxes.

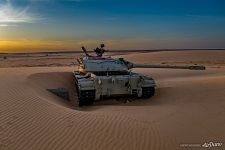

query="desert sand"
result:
[0,50,225,150]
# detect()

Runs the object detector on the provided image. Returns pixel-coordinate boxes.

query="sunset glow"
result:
[0,0,225,52]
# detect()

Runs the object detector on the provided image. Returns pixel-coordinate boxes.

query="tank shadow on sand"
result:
[47,88,70,101]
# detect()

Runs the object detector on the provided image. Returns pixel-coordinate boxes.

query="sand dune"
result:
[0,51,225,150]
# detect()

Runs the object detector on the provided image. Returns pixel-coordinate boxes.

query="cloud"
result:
[0,0,42,24]
[0,23,17,27]
[0,24,9,27]
[29,0,83,2]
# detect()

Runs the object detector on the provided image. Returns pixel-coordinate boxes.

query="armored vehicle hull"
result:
[74,71,156,106]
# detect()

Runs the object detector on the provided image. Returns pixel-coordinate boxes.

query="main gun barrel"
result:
[130,63,206,70]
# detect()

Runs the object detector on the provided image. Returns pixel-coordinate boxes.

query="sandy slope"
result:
[0,51,225,150]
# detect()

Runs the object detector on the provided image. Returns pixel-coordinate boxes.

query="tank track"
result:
[74,72,95,107]
[78,90,95,107]
[141,87,155,98]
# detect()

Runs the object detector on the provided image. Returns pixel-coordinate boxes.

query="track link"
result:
[141,87,155,98]
[78,90,95,107]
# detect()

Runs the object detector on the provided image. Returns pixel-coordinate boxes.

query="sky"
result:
[0,0,225,52]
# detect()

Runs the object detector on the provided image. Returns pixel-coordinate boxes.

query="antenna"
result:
[81,46,90,57]
[100,44,105,48]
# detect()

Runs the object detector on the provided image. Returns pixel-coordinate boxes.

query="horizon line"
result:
[1,48,225,55]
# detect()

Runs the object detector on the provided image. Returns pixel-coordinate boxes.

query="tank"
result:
[74,45,205,106]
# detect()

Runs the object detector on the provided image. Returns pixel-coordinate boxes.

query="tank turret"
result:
[77,56,205,74]
[74,45,206,106]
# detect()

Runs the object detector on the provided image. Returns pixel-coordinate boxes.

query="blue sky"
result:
[0,0,225,52]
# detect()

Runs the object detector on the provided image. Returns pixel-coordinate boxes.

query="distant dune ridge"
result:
[0,50,225,150]
[1,50,225,68]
